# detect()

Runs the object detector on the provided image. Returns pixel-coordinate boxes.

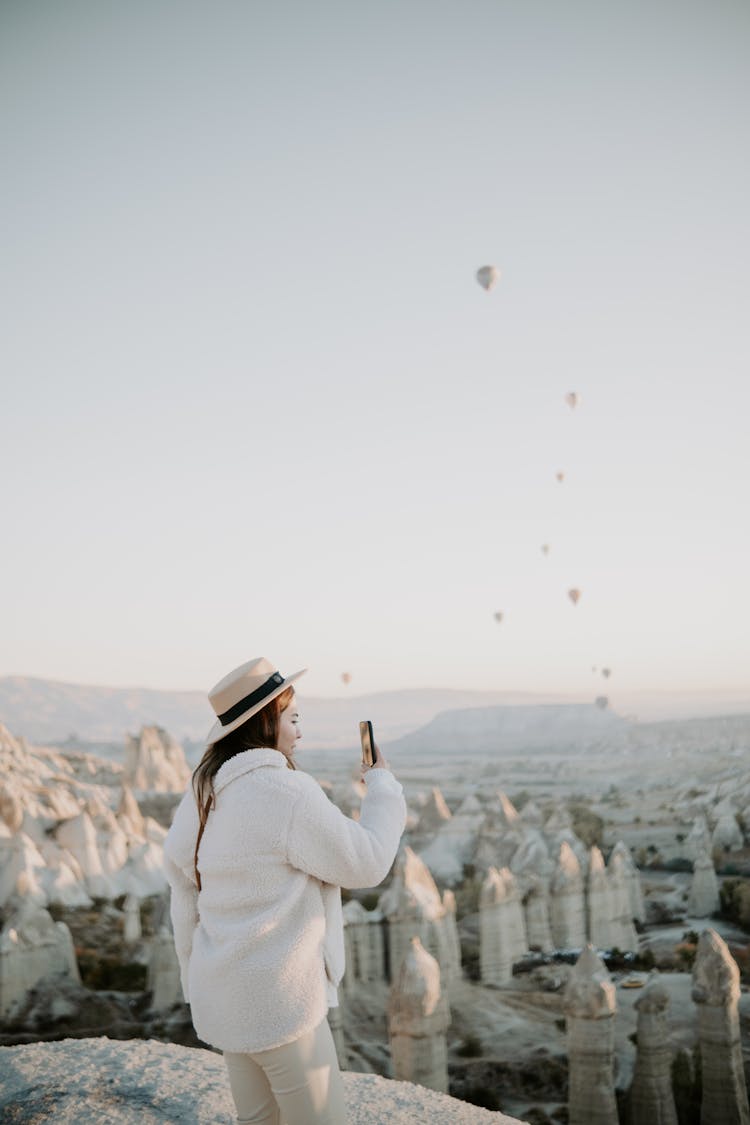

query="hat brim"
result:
[205,668,307,746]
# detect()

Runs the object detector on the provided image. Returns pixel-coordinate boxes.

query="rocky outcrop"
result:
[627,972,678,1125]
[479,866,528,986]
[388,936,450,1094]
[380,848,460,987]
[586,847,611,950]
[343,899,386,990]
[608,841,644,924]
[692,928,750,1125]
[711,811,743,853]
[607,849,639,953]
[0,903,80,1021]
[123,726,190,793]
[688,849,720,917]
[418,793,485,885]
[522,875,554,953]
[0,1036,528,1123]
[564,944,617,1125]
[147,926,183,1012]
[123,893,142,943]
[550,842,586,950]
[416,787,452,835]
[686,814,712,859]
[0,727,172,909]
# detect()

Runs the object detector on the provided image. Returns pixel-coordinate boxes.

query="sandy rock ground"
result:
[0,1036,527,1124]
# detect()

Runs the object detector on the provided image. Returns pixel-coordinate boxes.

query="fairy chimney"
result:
[609,840,644,924]
[688,849,720,917]
[564,945,618,1125]
[381,848,459,986]
[388,936,450,1093]
[342,899,386,992]
[550,841,586,950]
[0,902,80,1021]
[607,849,639,953]
[627,972,678,1125]
[523,875,554,953]
[691,928,750,1125]
[480,866,528,985]
[586,847,612,949]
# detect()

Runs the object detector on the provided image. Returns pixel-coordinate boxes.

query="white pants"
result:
[223,1018,347,1125]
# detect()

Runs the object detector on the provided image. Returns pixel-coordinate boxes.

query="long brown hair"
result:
[192,686,296,890]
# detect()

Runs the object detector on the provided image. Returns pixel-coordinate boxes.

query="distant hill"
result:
[0,675,571,748]
[390,702,627,755]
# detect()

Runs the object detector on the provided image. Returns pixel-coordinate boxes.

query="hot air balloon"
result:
[494,611,504,624]
[341,672,352,686]
[568,588,581,606]
[541,544,550,556]
[595,695,609,710]
[476,265,500,292]
[555,471,565,483]
[601,667,612,679]
[565,392,580,410]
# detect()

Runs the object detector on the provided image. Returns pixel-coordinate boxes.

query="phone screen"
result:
[359,720,375,767]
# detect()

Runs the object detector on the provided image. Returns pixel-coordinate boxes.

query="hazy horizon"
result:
[3,1,748,705]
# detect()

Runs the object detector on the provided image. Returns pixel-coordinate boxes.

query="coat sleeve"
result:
[285,768,407,890]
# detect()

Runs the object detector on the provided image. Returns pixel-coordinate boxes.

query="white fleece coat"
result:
[163,748,406,1053]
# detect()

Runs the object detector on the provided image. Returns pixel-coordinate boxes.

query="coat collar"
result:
[213,747,289,795]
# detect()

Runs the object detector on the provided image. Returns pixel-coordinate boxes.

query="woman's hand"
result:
[362,741,389,777]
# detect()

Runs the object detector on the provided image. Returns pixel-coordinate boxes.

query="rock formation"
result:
[564,944,618,1125]
[473,791,524,873]
[440,890,463,984]
[711,811,743,853]
[388,936,450,1093]
[550,841,586,950]
[342,899,386,991]
[123,726,190,793]
[55,810,115,898]
[606,849,639,953]
[688,849,720,917]
[686,814,712,859]
[0,902,80,1021]
[123,893,142,943]
[627,972,678,1125]
[479,866,528,985]
[608,840,644,924]
[147,926,183,1012]
[586,847,611,950]
[117,785,146,838]
[380,848,460,986]
[691,928,750,1125]
[0,727,173,909]
[0,1036,530,1124]
[416,787,452,835]
[418,793,485,885]
[522,875,554,953]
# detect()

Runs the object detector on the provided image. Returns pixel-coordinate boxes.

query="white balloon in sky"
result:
[476,265,500,291]
[565,392,580,410]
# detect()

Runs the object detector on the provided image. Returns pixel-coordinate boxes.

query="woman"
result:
[163,656,407,1125]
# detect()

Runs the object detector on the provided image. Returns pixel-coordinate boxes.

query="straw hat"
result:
[206,657,307,745]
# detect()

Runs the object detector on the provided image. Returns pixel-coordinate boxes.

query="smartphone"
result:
[359,720,376,768]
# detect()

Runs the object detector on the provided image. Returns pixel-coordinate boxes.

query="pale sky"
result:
[2,0,749,704]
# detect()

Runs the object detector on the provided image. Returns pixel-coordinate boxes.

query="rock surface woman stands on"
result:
[164,657,407,1125]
